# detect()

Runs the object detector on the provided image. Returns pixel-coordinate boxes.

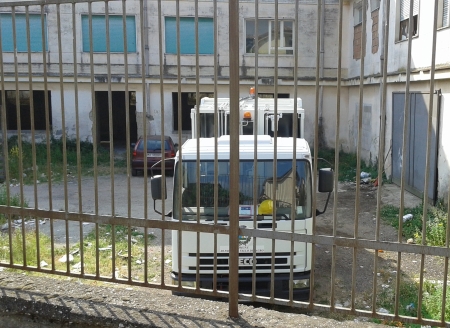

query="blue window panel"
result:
[0,14,47,52]
[165,17,214,54]
[82,15,136,53]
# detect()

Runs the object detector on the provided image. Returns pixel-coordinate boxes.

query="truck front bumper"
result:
[171,271,310,301]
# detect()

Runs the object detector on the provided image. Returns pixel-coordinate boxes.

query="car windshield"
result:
[173,159,312,220]
[137,140,170,151]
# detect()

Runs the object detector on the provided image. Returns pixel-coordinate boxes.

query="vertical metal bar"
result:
[122,0,131,245]
[395,0,415,318]
[310,0,322,309]
[25,6,37,269]
[88,1,100,278]
[417,1,439,320]
[72,2,84,276]
[138,0,147,283]
[11,9,24,208]
[26,4,40,269]
[228,0,240,317]
[289,0,300,305]
[373,0,390,315]
[213,0,219,296]
[331,0,344,310]
[176,0,183,290]
[104,3,116,280]
[194,0,201,293]
[270,0,279,302]
[122,0,134,283]
[142,0,150,284]
[25,6,38,214]
[141,1,148,223]
[56,3,70,274]
[353,0,366,312]
[40,3,54,270]
[251,0,260,303]
[156,0,165,287]
[11,8,26,266]
[41,5,55,214]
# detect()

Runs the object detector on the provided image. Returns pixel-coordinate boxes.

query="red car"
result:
[131,135,177,176]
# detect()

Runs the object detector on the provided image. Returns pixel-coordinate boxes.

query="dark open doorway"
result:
[96,91,137,146]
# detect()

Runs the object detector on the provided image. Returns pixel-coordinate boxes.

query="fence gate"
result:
[0,0,449,327]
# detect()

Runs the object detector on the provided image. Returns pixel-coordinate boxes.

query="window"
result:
[439,0,449,28]
[0,91,52,130]
[172,92,214,131]
[165,17,214,54]
[246,19,293,54]
[173,159,312,220]
[370,0,381,11]
[0,13,47,52]
[258,93,289,98]
[354,1,363,26]
[399,0,419,40]
[81,15,136,52]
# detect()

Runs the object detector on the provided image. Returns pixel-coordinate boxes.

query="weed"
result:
[0,224,160,282]
[381,203,448,246]
[313,147,385,182]
[6,137,125,184]
[0,185,28,225]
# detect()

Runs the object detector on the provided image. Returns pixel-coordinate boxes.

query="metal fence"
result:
[0,0,449,326]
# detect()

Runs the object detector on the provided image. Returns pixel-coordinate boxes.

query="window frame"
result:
[0,13,48,52]
[354,1,363,26]
[164,17,214,55]
[398,0,419,41]
[438,0,449,29]
[370,0,381,12]
[245,18,294,55]
[81,14,137,53]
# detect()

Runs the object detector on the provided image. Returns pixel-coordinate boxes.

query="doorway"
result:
[96,91,137,146]
[392,92,440,203]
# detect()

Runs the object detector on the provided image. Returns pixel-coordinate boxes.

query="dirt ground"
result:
[313,180,441,311]
[5,173,444,322]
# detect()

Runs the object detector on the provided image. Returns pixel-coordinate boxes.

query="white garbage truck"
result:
[151,134,333,300]
[191,88,305,139]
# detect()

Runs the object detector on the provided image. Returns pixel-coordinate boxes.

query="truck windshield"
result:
[173,159,312,220]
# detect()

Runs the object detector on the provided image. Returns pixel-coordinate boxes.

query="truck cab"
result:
[151,135,333,300]
[191,89,305,139]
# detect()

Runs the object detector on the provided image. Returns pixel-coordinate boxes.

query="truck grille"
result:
[187,252,295,271]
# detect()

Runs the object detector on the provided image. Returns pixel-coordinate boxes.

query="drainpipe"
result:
[380,0,386,74]
[319,0,325,148]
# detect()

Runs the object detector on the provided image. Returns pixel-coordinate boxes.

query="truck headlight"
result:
[292,279,309,289]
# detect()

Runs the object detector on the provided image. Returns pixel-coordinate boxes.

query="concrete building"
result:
[0,0,449,202]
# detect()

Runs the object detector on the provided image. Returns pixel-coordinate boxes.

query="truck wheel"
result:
[132,169,138,176]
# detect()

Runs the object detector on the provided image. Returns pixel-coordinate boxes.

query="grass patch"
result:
[0,224,161,281]
[379,202,450,325]
[0,185,29,225]
[375,276,450,326]
[6,136,126,184]
[314,147,385,182]
[381,202,448,246]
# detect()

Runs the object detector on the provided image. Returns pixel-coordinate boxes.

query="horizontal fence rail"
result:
[0,0,449,326]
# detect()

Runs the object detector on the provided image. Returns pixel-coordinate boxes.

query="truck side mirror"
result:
[316,168,334,216]
[151,175,167,200]
[318,168,334,193]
